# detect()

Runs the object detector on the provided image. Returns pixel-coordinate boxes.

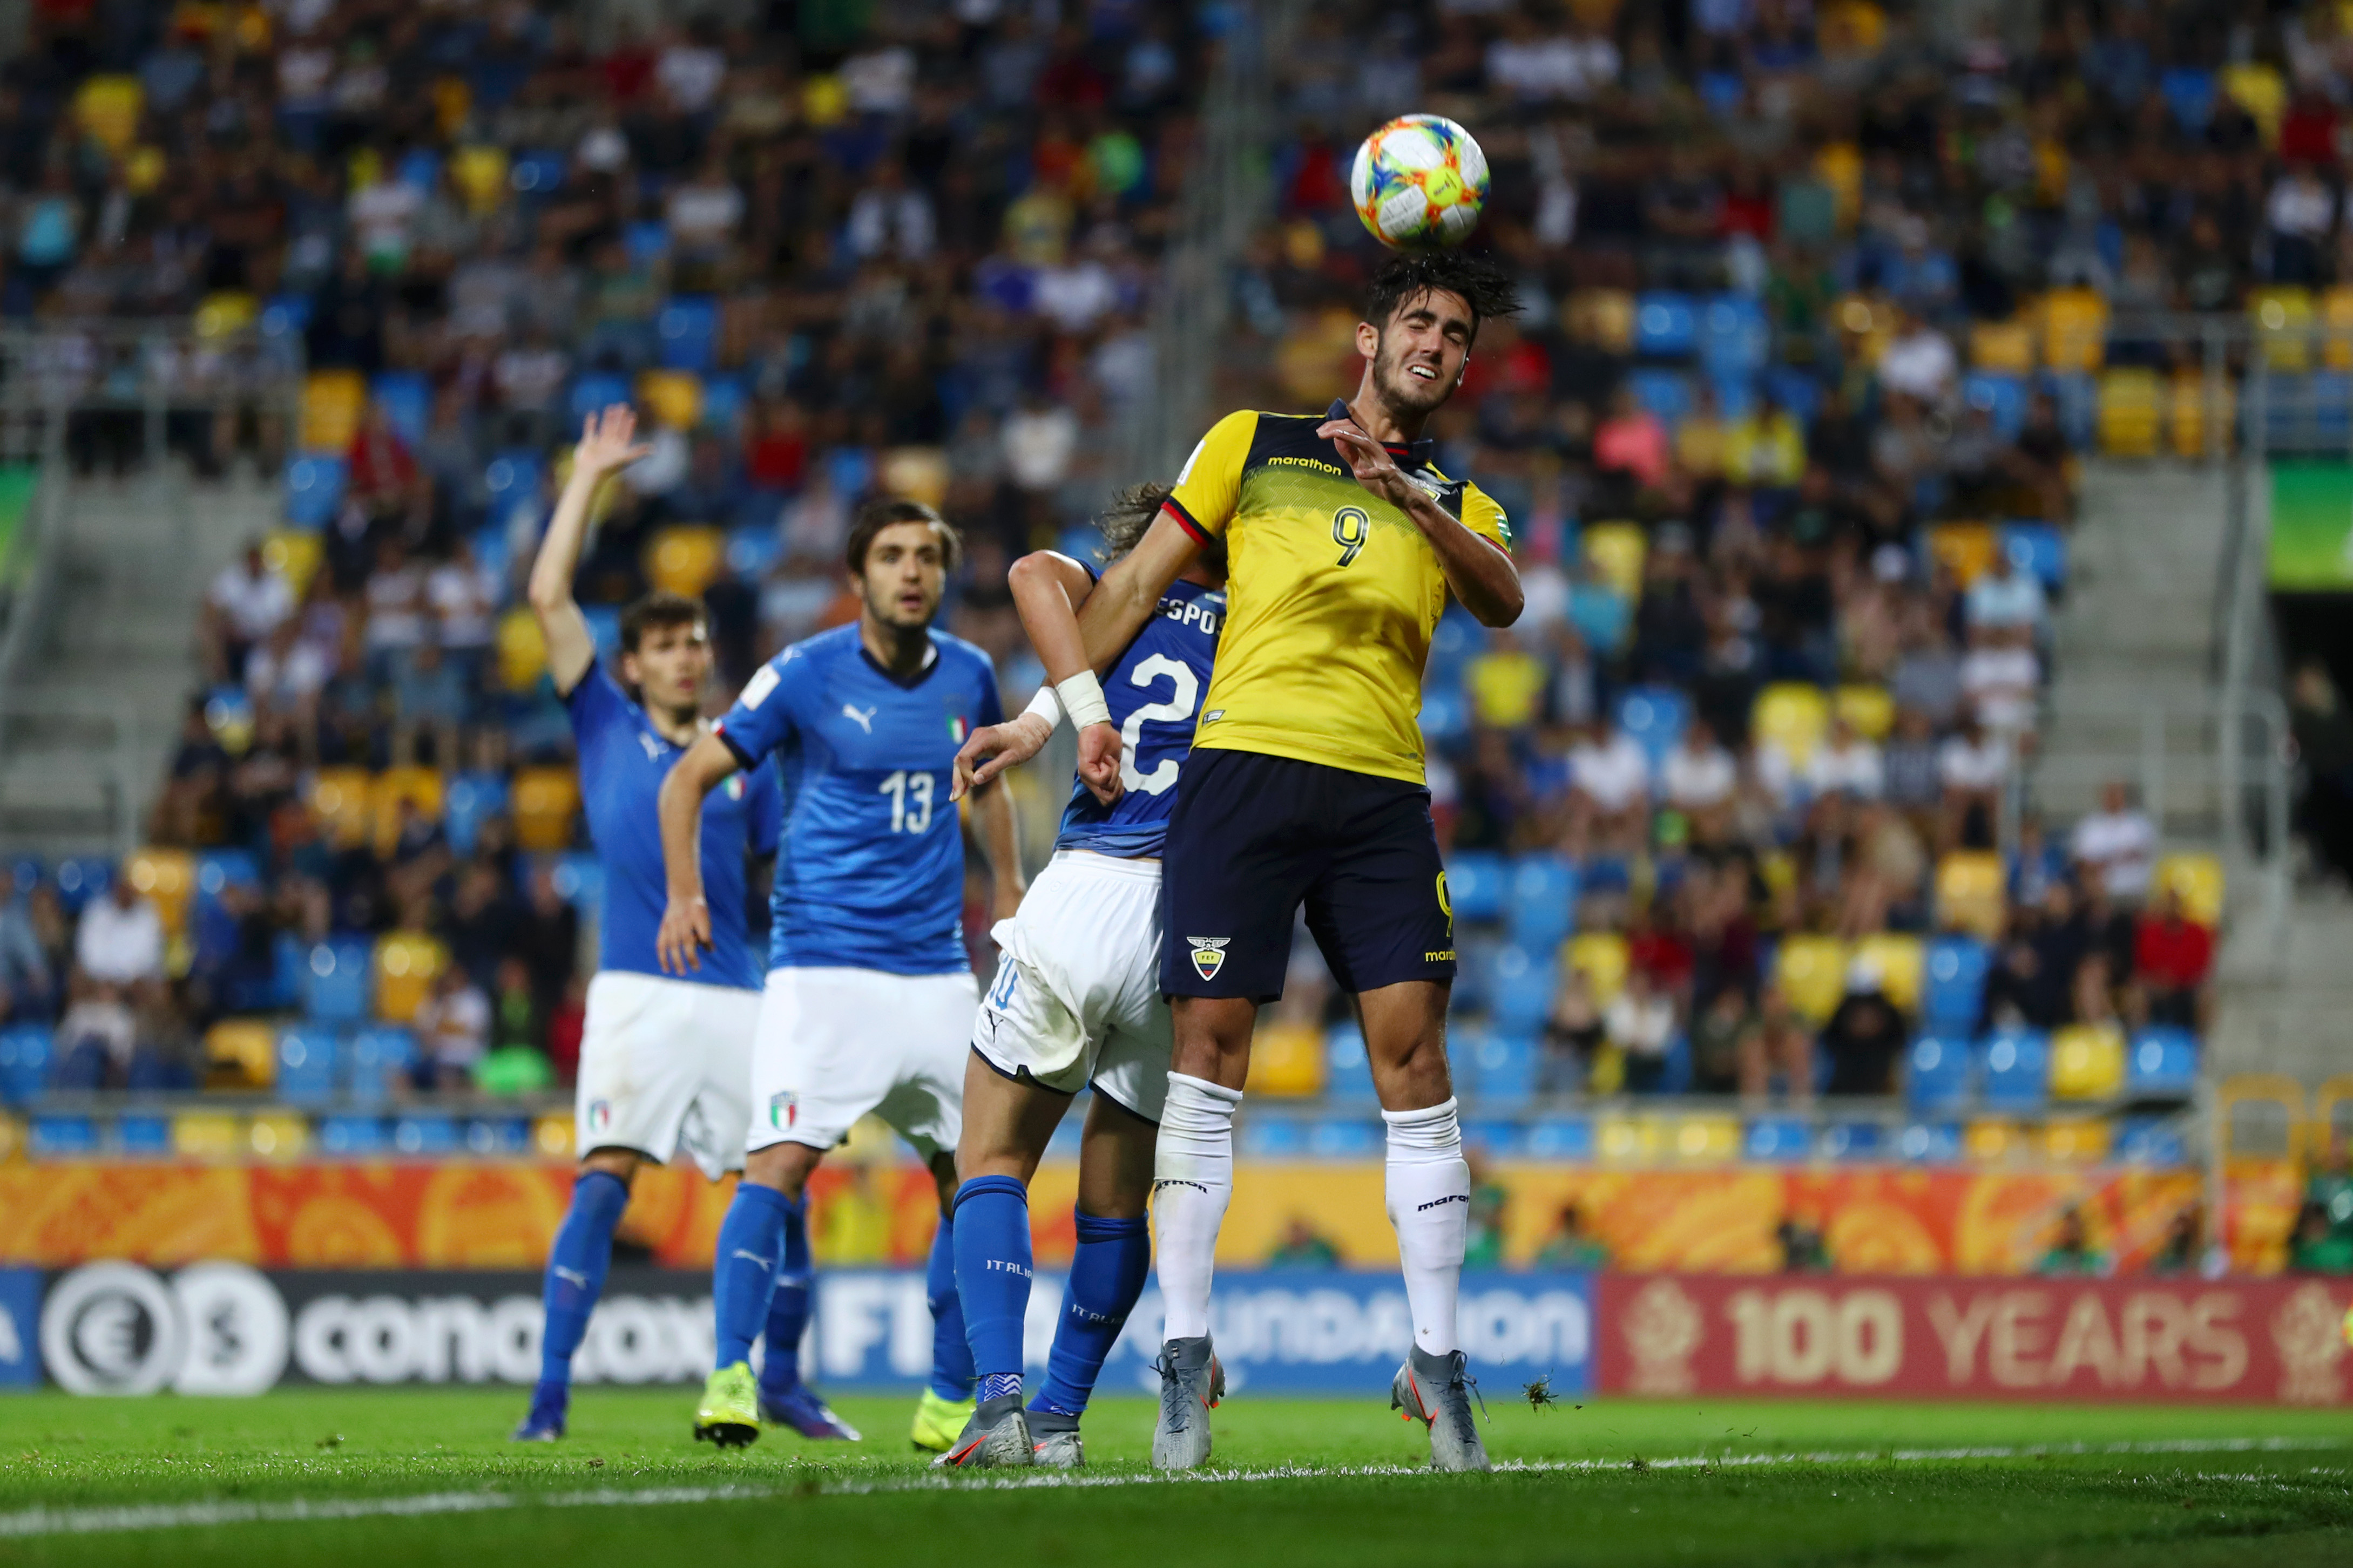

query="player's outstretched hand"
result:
[952,712,1051,800]
[655,893,711,975]
[1076,721,1124,807]
[1317,419,1415,510]
[575,404,653,479]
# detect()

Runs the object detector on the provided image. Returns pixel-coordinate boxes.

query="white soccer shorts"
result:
[970,848,1172,1123]
[747,966,977,1159]
[574,970,761,1180]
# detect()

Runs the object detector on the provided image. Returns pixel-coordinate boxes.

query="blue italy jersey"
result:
[1057,575,1223,858]
[566,663,781,991]
[716,624,1004,976]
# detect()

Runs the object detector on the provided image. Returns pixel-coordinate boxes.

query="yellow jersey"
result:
[1164,402,1511,784]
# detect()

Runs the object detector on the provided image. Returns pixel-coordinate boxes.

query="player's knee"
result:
[744,1143,815,1197]
[580,1148,641,1183]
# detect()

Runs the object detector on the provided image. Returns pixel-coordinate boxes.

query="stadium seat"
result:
[658,297,720,372]
[2127,1026,2200,1101]
[1773,934,1847,1024]
[283,455,347,529]
[484,452,543,524]
[31,1117,97,1156]
[1443,850,1506,924]
[1464,1029,1537,1109]
[1418,688,1469,745]
[1503,854,1578,953]
[1617,686,1689,771]
[646,525,726,595]
[2169,370,2232,459]
[275,1027,340,1105]
[1979,1029,2051,1111]
[1697,294,1769,377]
[2040,287,2108,372]
[496,607,549,691]
[2043,370,2097,449]
[2161,65,2216,130]
[1922,935,1990,1030]
[308,768,374,849]
[1324,1023,1377,1105]
[2096,368,2162,457]
[1926,520,1999,587]
[171,1110,240,1159]
[1563,932,1629,1004]
[1633,292,1696,358]
[1906,1034,1972,1111]
[510,147,567,195]
[1743,1116,1812,1160]
[2151,853,2224,925]
[550,851,605,917]
[1833,683,1894,742]
[570,371,631,423]
[443,772,510,857]
[1935,852,2007,939]
[125,848,195,941]
[727,524,782,580]
[201,1018,274,1090]
[1460,1119,1525,1157]
[374,932,448,1024]
[1967,325,2034,376]
[702,375,747,433]
[302,938,375,1024]
[513,766,582,851]
[349,1027,416,1104]
[370,767,446,857]
[1525,1117,1594,1159]
[1245,1020,1325,1097]
[1308,1119,1383,1159]
[1489,943,1558,1032]
[2043,1117,2113,1164]
[0,1024,52,1102]
[118,1116,171,1156]
[637,369,705,432]
[319,1115,387,1156]
[2323,284,2353,371]
[1596,1115,1660,1163]
[251,1111,309,1160]
[52,857,110,912]
[1426,608,1487,683]
[1963,1117,2025,1162]
[1752,683,1830,768]
[1582,521,1647,600]
[1628,369,1694,427]
[464,1118,531,1157]
[1851,932,1923,1014]
[2050,1022,2126,1100]
[1575,289,1635,355]
[1452,934,1499,1014]
[1896,1122,1963,1162]
[2251,286,2316,371]
[1669,1113,1740,1162]
[370,371,431,446]
[582,605,623,660]
[261,530,324,598]
[1820,1121,1884,1160]
[2115,1117,2185,1165]
[1237,1116,1307,1159]
[1831,292,1891,361]
[449,144,509,212]
[1999,521,2067,593]
[300,370,367,453]
[393,1116,460,1156]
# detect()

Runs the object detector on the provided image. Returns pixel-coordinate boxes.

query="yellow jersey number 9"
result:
[1332,505,1370,567]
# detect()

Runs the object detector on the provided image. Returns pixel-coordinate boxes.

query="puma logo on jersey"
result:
[842,703,876,733]
[553,1266,589,1288]
[731,1248,775,1270]
[638,731,665,761]
[1187,936,1230,980]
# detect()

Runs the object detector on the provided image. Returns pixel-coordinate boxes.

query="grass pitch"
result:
[0,1389,2347,1567]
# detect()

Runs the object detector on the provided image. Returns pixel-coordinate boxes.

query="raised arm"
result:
[653,731,741,974]
[1075,507,1198,667]
[526,405,652,695]
[1319,421,1524,627]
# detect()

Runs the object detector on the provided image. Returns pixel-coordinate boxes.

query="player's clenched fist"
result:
[951,712,1051,800]
[1076,721,1123,807]
[655,892,711,974]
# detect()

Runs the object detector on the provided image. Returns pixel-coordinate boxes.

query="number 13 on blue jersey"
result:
[880,770,935,832]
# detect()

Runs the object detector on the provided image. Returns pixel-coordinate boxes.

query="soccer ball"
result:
[1350,114,1489,250]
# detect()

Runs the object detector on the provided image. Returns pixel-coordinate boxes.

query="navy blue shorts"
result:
[1159,749,1456,1001]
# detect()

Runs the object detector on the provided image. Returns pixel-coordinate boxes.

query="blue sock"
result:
[712,1183,793,1370]
[758,1193,812,1401]
[538,1170,630,1389]
[926,1201,977,1401]
[1033,1210,1152,1417]
[951,1175,1033,1391]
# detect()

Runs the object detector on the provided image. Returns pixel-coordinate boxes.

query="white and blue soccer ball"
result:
[1349,114,1489,250]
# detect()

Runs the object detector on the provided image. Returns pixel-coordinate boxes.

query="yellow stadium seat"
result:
[1963,1118,2024,1163]
[534,1114,576,1159]
[512,766,582,851]
[261,531,323,598]
[371,767,447,857]
[1564,932,1629,1004]
[1970,318,2036,372]
[1596,1114,1662,1163]
[2043,1117,2114,1164]
[2051,1022,2127,1101]
[1815,141,1862,229]
[308,766,374,849]
[2222,60,2287,146]
[1582,521,1646,602]
[496,606,549,693]
[1668,1114,1741,1163]
[2322,286,2353,370]
[2251,286,2315,370]
[1936,852,2007,939]
[2040,288,2108,372]
[880,446,951,508]
[300,370,367,453]
[125,847,194,941]
[2096,368,2162,458]
[73,74,144,154]
[203,1019,276,1090]
[1851,932,1923,1014]
[248,1112,309,1161]
[2168,371,2234,459]
[1752,683,1831,768]
[1774,934,1849,1024]
[1834,683,1894,741]
[194,291,258,340]
[172,1111,242,1160]
[645,526,726,596]
[450,144,509,214]
[1926,521,1998,587]
[1574,289,1635,355]
[374,931,448,1024]
[2151,852,2224,926]
[1246,1020,1328,1097]
[637,369,705,432]
[1833,292,1891,362]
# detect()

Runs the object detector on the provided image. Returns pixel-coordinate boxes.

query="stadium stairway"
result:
[2208,887,2353,1088]
[0,470,273,857]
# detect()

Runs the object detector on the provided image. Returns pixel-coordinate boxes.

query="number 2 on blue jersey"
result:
[1119,654,1198,796]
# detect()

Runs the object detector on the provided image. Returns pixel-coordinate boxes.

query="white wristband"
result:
[1022,684,1063,729]
[1054,670,1112,730]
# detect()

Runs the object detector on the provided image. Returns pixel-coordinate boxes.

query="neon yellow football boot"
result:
[693,1361,761,1449]
[909,1387,975,1454]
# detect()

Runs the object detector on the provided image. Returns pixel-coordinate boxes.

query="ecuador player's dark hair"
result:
[618,590,706,653]
[1096,482,1228,576]
[1364,249,1522,338]
[845,497,964,577]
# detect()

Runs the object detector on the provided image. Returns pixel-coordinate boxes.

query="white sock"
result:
[1384,1097,1469,1356]
[1153,1071,1241,1341]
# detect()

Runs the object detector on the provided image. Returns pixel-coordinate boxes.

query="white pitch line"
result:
[0,1437,2341,1540]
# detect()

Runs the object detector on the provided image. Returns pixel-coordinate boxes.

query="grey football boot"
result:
[1024,1406,1085,1469]
[932,1395,1034,1470]
[1390,1346,1492,1472]
[1150,1336,1226,1470]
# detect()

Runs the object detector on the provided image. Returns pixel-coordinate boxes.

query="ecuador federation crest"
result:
[1187,937,1230,981]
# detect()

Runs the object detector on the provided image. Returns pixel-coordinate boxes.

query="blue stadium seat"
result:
[1979,1029,2051,1111]
[1922,936,1989,1031]
[1895,1122,1963,1162]
[118,1115,172,1156]
[1461,1118,1525,1157]
[2115,1117,2185,1166]
[276,1027,340,1106]
[6,855,38,892]
[260,295,311,341]
[264,931,308,1011]
[319,1116,387,1156]
[1819,1121,1884,1160]
[1452,933,1499,1014]
[1617,686,1690,772]
[570,372,631,422]
[30,1116,96,1156]
[1743,1116,1812,1161]
[1044,1115,1084,1160]
[1465,1029,1537,1110]
[2127,1027,2199,1101]
[658,297,720,372]
[1308,1119,1384,1158]
[1324,1023,1377,1105]
[1418,688,1469,745]
[2160,67,2215,132]
[1906,1034,1973,1112]
[1698,294,1769,377]
[444,772,510,857]
[551,851,605,917]
[1426,609,1486,683]
[1445,850,1507,924]
[1238,1116,1307,1158]
[465,1118,532,1156]
[1761,365,1823,425]
[701,375,747,433]
[727,524,782,580]
[1505,854,1578,953]
[302,938,375,1024]
[52,857,111,913]
[348,1027,415,1104]
[625,220,671,264]
[393,1115,459,1156]
[509,148,568,195]
[1525,1117,1593,1159]
[195,850,260,905]
[1962,372,2026,441]
[2262,373,2352,449]
[0,1024,52,1102]
[2041,371,2097,449]
[1628,369,1694,427]
[1707,371,1756,419]
[1633,292,1696,358]
[582,605,623,660]
[1698,70,1744,118]
[484,451,542,524]
[1489,943,1557,1033]
[283,456,347,529]
[1999,521,2067,594]
[370,372,431,446]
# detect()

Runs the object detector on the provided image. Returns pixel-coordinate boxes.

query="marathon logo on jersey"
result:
[1187,938,1230,980]
[769,1091,797,1131]
[587,1099,612,1135]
